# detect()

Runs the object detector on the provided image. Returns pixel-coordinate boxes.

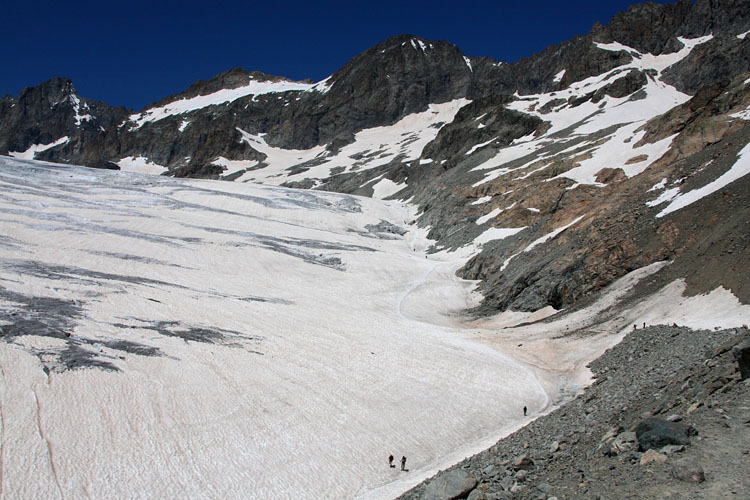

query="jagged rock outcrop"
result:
[0,77,127,164]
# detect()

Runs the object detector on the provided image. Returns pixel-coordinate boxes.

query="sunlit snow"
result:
[657,142,750,217]
[0,156,551,500]
[8,136,70,160]
[116,155,167,175]
[128,78,321,129]
[235,99,469,185]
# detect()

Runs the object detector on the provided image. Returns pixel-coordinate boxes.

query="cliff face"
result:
[2,0,749,317]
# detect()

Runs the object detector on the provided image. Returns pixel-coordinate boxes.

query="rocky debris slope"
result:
[397,325,750,500]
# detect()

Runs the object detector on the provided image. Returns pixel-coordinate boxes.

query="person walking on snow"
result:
[523,405,527,416]
[400,456,407,471]
[388,454,394,468]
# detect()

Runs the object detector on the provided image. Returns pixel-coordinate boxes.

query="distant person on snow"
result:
[389,454,394,468]
[400,456,407,471]
[523,406,527,416]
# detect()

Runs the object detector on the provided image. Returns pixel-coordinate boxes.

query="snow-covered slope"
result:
[0,156,552,499]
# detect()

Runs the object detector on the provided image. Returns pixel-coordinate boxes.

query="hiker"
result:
[400,456,407,471]
[388,454,394,468]
[523,405,527,416]
[633,324,637,330]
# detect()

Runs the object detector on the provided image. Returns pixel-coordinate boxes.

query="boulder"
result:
[640,449,668,465]
[605,431,638,456]
[671,458,705,483]
[636,418,697,451]
[510,454,534,471]
[421,469,478,500]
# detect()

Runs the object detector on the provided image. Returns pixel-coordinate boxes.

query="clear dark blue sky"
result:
[2,0,676,110]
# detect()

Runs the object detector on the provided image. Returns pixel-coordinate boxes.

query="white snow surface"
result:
[116,155,168,175]
[371,178,406,199]
[0,157,549,500]
[474,227,527,245]
[128,77,319,129]
[476,207,503,225]
[657,142,750,217]
[8,136,70,160]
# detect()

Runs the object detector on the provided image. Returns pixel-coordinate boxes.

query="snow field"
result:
[0,158,549,500]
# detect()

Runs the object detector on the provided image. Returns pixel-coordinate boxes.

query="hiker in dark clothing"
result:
[523,405,527,416]
[400,456,407,471]
[388,454,394,468]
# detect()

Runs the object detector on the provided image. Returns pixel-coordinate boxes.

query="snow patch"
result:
[116,156,167,175]
[474,227,526,245]
[553,69,566,83]
[471,196,491,205]
[646,187,680,207]
[476,208,502,225]
[128,78,318,129]
[648,178,667,192]
[69,93,93,126]
[371,178,406,199]
[657,142,750,217]
[730,105,750,121]
[466,138,495,155]
[9,136,69,159]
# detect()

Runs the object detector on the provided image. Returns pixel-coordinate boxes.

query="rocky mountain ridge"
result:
[1,0,749,321]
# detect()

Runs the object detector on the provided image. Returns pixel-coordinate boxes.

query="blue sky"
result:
[2,0,676,110]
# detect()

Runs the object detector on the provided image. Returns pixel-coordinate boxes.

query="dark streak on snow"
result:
[1,259,191,290]
[112,319,264,347]
[0,287,160,373]
[85,250,196,269]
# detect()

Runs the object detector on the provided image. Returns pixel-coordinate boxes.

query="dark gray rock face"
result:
[636,418,698,451]
[733,339,750,379]
[0,77,127,164]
